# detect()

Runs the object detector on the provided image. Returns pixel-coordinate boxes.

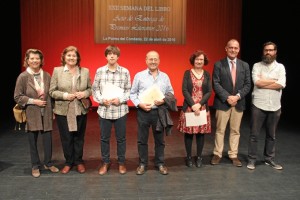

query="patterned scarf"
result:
[26,67,45,100]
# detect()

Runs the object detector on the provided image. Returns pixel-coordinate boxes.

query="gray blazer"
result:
[212,58,251,111]
[49,66,92,116]
[14,70,53,131]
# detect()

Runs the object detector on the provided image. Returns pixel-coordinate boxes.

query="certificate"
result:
[185,110,207,127]
[102,83,123,99]
[139,84,165,106]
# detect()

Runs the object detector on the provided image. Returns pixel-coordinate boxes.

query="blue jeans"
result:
[99,115,127,164]
[248,105,281,162]
[137,109,165,167]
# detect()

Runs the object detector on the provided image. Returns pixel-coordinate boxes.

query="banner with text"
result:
[94,0,186,44]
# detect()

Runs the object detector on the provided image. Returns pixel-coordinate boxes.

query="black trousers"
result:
[27,130,53,169]
[137,109,165,167]
[248,105,281,162]
[56,114,87,166]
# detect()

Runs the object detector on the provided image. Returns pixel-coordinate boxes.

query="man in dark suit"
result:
[211,39,251,167]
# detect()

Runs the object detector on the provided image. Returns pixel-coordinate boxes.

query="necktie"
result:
[230,60,236,88]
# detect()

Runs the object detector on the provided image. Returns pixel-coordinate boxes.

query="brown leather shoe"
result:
[158,165,168,175]
[119,164,127,175]
[61,166,72,174]
[230,157,242,167]
[77,164,86,173]
[98,163,110,175]
[211,155,221,165]
[44,165,59,173]
[32,168,40,178]
[136,165,146,175]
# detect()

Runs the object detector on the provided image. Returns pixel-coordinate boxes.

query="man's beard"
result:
[262,54,277,64]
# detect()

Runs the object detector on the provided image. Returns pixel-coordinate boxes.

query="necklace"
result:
[192,69,203,79]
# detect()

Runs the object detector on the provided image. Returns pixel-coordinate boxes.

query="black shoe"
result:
[195,157,202,168]
[265,160,283,170]
[247,160,256,170]
[185,157,193,167]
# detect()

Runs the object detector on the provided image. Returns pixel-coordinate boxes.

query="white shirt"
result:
[252,60,286,111]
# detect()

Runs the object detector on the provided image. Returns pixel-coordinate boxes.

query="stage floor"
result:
[0,108,299,199]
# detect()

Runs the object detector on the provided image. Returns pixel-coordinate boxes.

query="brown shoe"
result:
[98,163,110,175]
[136,165,146,175]
[230,157,242,167]
[61,166,72,174]
[158,165,168,175]
[44,165,59,173]
[211,155,221,165]
[119,164,127,175]
[77,164,86,173]
[32,168,40,178]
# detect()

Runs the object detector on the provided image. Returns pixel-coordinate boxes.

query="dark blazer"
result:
[156,92,178,136]
[212,57,251,111]
[182,69,212,112]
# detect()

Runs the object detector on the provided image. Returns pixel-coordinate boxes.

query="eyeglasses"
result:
[264,49,275,52]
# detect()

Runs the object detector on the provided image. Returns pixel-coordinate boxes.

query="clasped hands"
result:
[66,91,86,100]
[227,95,239,106]
[103,98,120,107]
[191,103,201,116]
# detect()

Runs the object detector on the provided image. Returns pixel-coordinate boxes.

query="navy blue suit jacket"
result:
[212,57,251,111]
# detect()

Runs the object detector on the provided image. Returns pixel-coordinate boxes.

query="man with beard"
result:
[247,41,286,170]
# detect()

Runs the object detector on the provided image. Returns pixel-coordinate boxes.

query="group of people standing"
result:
[14,39,286,178]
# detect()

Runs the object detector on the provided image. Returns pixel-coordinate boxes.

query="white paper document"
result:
[139,84,165,106]
[102,83,123,100]
[185,110,207,127]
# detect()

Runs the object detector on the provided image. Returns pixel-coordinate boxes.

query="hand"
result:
[74,91,85,99]
[103,99,112,107]
[67,93,76,101]
[227,95,238,106]
[191,103,201,112]
[34,99,47,107]
[110,98,120,106]
[139,103,152,112]
[154,99,164,106]
[194,109,201,116]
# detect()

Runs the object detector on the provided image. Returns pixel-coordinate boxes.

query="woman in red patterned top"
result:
[177,50,212,168]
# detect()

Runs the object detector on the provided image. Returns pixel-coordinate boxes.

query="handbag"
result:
[13,104,26,130]
[78,67,92,110]
[81,97,92,109]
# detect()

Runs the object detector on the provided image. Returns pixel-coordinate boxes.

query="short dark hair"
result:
[105,45,120,57]
[263,41,277,50]
[189,50,209,66]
